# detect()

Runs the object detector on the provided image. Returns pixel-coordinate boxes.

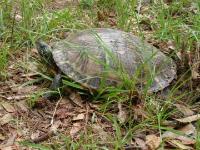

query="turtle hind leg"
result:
[43,73,63,101]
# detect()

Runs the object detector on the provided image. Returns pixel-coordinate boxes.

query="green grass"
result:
[1,0,200,149]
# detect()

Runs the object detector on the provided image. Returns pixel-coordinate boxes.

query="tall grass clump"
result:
[151,0,200,52]
[96,0,138,31]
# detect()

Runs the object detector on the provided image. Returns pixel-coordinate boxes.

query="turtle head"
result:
[36,40,54,66]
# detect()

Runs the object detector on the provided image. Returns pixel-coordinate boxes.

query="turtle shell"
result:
[51,28,176,92]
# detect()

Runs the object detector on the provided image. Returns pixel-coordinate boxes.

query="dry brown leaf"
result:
[192,69,200,79]
[92,124,109,142]
[50,120,61,134]
[97,11,106,21]
[167,40,175,50]
[146,134,161,150]
[1,102,15,113]
[0,104,4,111]
[117,103,128,124]
[133,106,148,120]
[176,51,182,60]
[31,48,38,54]
[162,131,195,145]
[0,146,13,150]
[0,114,13,125]
[108,18,117,26]
[167,140,193,150]
[4,132,17,147]
[31,131,40,140]
[69,92,84,108]
[31,121,61,143]
[70,122,82,138]
[179,124,196,136]
[17,85,37,94]
[135,137,147,150]
[73,113,85,121]
[0,133,6,141]
[176,114,200,123]
[16,100,28,112]
[175,104,194,116]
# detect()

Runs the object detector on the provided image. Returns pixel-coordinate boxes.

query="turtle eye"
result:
[40,44,48,50]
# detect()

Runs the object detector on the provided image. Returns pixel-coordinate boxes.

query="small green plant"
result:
[196,120,200,149]
[20,141,52,150]
[0,45,8,77]
[80,0,95,8]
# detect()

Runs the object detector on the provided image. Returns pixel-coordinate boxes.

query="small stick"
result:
[32,93,62,143]
[50,97,62,125]
[0,95,30,100]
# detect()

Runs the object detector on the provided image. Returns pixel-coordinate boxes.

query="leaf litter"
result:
[1,46,199,150]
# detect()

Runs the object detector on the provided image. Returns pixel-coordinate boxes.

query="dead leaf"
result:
[176,114,200,123]
[31,122,61,143]
[108,18,117,26]
[4,132,17,147]
[133,105,148,120]
[70,122,82,138]
[92,124,109,142]
[73,113,85,121]
[31,48,38,54]
[17,85,37,94]
[117,102,128,124]
[16,100,28,112]
[1,102,15,113]
[0,146,13,150]
[175,104,194,116]
[0,114,13,125]
[69,92,84,108]
[31,131,40,140]
[0,133,6,141]
[192,69,200,79]
[167,140,193,150]
[50,120,61,134]
[146,135,161,150]
[0,104,4,111]
[97,11,106,21]
[162,131,195,145]
[167,40,175,50]
[179,124,196,137]
[176,51,182,60]
[135,137,147,150]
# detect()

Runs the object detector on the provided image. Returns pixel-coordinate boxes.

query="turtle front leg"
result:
[43,73,63,101]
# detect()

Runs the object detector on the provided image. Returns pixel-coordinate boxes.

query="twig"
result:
[137,0,142,14]
[50,97,62,125]
[0,94,30,100]
[31,120,60,143]
[83,102,90,143]
[32,94,62,143]
[10,9,16,48]
[84,102,89,130]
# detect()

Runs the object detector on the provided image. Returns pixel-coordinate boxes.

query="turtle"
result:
[36,28,176,100]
